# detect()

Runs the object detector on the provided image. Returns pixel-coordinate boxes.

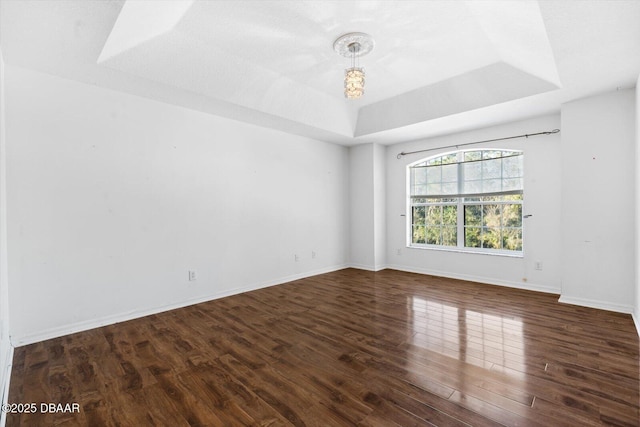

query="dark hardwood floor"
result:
[6,268,640,426]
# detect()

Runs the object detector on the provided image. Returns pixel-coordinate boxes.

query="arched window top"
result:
[409,149,523,199]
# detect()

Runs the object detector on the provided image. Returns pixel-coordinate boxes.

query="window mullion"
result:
[456,153,464,248]
[457,198,464,248]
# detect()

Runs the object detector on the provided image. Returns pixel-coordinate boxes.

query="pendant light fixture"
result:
[333,33,374,100]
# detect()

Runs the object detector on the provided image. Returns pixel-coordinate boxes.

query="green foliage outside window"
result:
[463,196,522,251]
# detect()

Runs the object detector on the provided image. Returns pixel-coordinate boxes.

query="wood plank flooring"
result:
[6,268,640,426]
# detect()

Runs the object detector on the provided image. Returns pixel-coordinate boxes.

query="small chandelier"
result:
[334,33,374,100]
[344,44,365,99]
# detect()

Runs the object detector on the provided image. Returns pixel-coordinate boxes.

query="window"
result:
[408,149,523,255]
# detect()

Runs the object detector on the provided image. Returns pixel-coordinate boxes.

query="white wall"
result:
[560,89,636,313]
[373,143,386,269]
[349,142,386,270]
[5,66,349,345]
[0,48,13,416]
[386,114,563,294]
[349,144,375,269]
[635,75,640,334]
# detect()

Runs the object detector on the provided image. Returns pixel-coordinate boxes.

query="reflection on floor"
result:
[7,268,640,426]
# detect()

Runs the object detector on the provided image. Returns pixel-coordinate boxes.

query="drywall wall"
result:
[373,143,386,269]
[349,143,386,270]
[560,89,635,313]
[635,74,640,335]
[5,66,349,345]
[0,48,13,417]
[349,144,375,269]
[386,114,563,294]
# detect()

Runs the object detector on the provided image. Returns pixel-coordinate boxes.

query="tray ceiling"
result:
[1,1,639,145]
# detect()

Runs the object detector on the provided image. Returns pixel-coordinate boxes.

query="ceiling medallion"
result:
[333,33,375,99]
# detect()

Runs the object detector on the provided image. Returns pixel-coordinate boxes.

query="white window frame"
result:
[406,149,524,257]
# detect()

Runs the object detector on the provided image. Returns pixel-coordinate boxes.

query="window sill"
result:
[408,244,523,258]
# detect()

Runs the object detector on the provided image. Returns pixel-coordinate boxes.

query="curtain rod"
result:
[396,129,560,159]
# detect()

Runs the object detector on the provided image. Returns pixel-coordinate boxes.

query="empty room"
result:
[0,0,639,426]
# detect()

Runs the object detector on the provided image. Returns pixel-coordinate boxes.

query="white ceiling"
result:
[1,0,639,146]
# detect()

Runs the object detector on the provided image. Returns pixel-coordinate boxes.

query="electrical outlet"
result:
[397,249,402,256]
[294,254,299,262]
[312,251,316,259]
[534,261,543,271]
[188,270,196,281]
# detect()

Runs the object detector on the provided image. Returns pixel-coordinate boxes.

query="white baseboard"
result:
[384,263,561,295]
[557,295,634,314]
[348,263,388,272]
[633,311,640,338]
[384,264,635,318]
[13,263,631,346]
[13,264,349,347]
[0,344,14,427]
